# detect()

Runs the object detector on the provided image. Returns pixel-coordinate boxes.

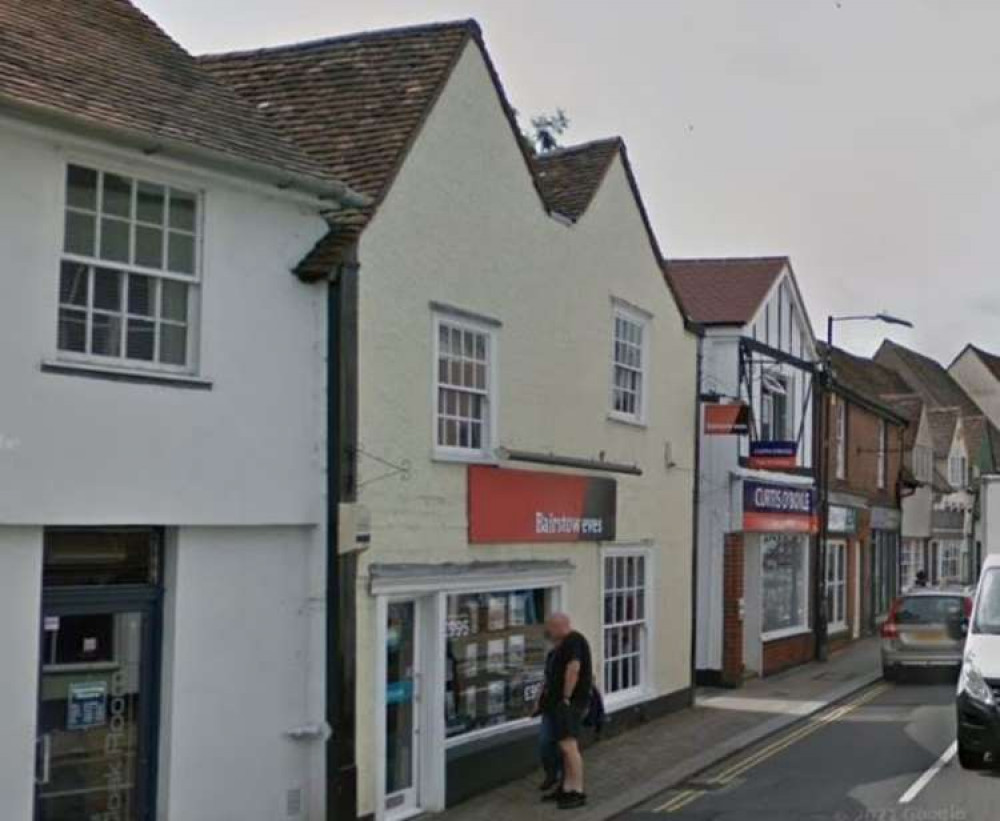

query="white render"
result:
[950,346,1000,429]
[347,41,697,818]
[694,264,818,675]
[0,113,332,820]
[901,404,934,541]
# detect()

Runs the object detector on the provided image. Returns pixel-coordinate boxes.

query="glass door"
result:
[385,600,419,817]
[35,606,156,821]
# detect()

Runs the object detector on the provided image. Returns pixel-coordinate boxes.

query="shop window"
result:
[602,550,649,699]
[43,529,160,587]
[872,531,899,615]
[761,534,809,637]
[825,541,846,631]
[59,164,199,371]
[434,315,494,457]
[444,587,555,739]
[610,305,647,423]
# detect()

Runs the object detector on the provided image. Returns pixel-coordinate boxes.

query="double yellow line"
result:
[654,682,890,814]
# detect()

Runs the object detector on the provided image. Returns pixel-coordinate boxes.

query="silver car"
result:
[881,587,972,680]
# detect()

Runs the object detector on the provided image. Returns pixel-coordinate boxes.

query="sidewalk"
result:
[435,637,881,821]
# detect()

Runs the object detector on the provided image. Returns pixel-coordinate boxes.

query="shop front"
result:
[722,475,818,683]
[825,501,862,645]
[870,506,902,626]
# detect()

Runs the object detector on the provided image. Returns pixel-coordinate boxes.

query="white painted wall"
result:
[158,526,322,821]
[902,408,934,539]
[349,41,697,816]
[0,528,43,821]
[0,116,328,527]
[950,350,1000,429]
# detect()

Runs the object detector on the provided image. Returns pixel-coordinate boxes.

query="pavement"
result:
[435,637,882,821]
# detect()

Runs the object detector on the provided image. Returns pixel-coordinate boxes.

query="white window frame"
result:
[760,534,811,641]
[431,311,498,462]
[601,546,653,709]
[56,159,203,376]
[938,540,962,582]
[834,398,847,480]
[949,454,967,489]
[876,420,887,489]
[608,301,650,426]
[901,539,923,589]
[825,540,847,632]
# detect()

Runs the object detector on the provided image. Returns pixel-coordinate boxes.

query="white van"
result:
[956,554,1000,769]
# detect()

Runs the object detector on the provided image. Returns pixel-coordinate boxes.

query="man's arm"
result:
[562,660,580,703]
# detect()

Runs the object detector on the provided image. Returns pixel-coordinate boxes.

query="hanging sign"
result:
[704,403,750,436]
[468,466,616,544]
[743,480,818,533]
[748,440,798,470]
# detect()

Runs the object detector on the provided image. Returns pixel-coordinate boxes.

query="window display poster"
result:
[488,596,506,631]
[464,597,481,635]
[464,643,479,679]
[508,634,525,668]
[67,681,108,731]
[464,685,477,720]
[488,681,506,716]
[509,593,526,626]
[487,639,505,673]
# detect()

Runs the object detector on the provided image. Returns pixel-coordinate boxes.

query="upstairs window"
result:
[610,306,647,423]
[913,445,932,483]
[760,373,790,442]
[834,398,847,480]
[434,314,495,457]
[59,164,199,370]
[877,420,887,489]
[948,454,968,489]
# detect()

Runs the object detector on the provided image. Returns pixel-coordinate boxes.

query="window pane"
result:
[169,191,197,232]
[100,217,130,263]
[135,225,164,268]
[59,262,89,306]
[160,280,188,322]
[64,211,96,256]
[128,274,155,316]
[102,173,133,218]
[93,268,122,311]
[66,166,98,211]
[91,313,122,357]
[126,318,155,361]
[168,231,195,274]
[58,308,87,352]
[137,182,165,224]
[159,323,187,366]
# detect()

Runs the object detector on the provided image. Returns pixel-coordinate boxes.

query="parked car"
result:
[881,587,972,681]
[957,556,1000,770]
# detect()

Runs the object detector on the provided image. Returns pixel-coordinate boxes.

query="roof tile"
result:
[663,257,788,325]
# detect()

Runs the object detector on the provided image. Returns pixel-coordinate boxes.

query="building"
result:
[665,257,819,685]
[205,21,698,820]
[0,1,366,819]
[949,345,1000,430]
[875,340,1000,583]
[818,345,909,642]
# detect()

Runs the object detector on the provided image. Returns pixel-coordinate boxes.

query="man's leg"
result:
[539,713,562,785]
[558,737,584,794]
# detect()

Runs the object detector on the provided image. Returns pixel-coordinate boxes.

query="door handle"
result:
[36,734,51,786]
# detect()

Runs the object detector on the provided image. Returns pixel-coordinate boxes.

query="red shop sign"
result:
[468,466,617,544]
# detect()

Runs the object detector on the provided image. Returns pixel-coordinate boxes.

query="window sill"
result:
[432,449,500,466]
[607,412,647,430]
[41,359,213,390]
[761,625,812,643]
[604,686,654,713]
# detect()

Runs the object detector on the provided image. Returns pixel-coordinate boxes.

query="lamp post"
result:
[815,312,913,661]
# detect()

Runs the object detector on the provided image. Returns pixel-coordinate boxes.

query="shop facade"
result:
[0,11,353,814]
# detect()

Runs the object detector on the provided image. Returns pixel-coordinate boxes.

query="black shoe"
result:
[542,788,565,803]
[539,776,560,792]
[557,791,587,810]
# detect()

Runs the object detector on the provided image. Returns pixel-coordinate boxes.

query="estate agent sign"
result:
[468,466,617,543]
[743,479,818,534]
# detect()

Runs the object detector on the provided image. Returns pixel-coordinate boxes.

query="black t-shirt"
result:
[543,631,593,711]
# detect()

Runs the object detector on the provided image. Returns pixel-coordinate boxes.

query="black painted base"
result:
[445,686,693,807]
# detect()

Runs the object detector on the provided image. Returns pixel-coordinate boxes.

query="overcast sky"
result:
[140,0,1000,362]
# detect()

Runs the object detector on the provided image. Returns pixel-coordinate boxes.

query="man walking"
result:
[538,612,593,809]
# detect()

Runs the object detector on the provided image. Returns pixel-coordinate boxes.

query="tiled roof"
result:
[200,20,473,203]
[888,396,925,449]
[0,0,340,189]
[533,139,621,221]
[663,257,788,326]
[821,344,913,411]
[875,340,983,416]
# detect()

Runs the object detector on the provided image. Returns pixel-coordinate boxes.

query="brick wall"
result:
[762,632,815,676]
[722,533,745,686]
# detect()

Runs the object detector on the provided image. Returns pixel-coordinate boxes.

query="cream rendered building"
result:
[206,20,698,820]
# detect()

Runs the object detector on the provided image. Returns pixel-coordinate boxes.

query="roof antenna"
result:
[530,109,570,153]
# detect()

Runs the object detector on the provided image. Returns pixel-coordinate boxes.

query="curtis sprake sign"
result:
[468,465,617,543]
[743,479,818,533]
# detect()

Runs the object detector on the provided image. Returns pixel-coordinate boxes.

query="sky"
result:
[139,0,1000,362]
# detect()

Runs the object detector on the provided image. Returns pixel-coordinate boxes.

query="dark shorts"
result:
[550,703,584,741]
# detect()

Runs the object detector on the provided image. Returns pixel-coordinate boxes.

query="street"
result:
[622,673,984,821]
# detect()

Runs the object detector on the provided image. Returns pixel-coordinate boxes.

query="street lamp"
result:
[815,311,914,662]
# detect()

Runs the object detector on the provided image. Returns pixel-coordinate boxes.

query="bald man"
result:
[538,612,593,809]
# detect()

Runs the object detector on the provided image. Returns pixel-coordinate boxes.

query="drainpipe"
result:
[327,263,360,821]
